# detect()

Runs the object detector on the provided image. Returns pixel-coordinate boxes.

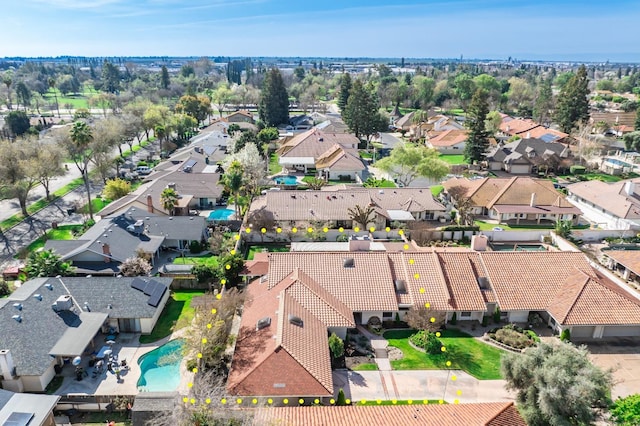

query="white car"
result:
[492,226,504,231]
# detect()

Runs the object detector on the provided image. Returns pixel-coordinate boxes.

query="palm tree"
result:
[160,188,179,216]
[347,204,375,230]
[223,161,244,220]
[24,249,75,278]
[2,73,13,110]
[48,77,60,118]
[305,177,326,190]
[69,121,95,220]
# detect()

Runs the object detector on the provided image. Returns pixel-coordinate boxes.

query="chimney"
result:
[146,195,154,213]
[530,193,536,207]
[102,243,111,262]
[348,235,371,251]
[471,235,488,251]
[625,181,635,196]
[506,125,510,132]
[0,350,17,380]
[526,131,531,138]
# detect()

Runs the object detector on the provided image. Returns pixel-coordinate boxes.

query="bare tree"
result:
[118,256,152,276]
[406,306,446,332]
[446,185,475,225]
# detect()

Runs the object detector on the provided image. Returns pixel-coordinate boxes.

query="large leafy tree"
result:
[376,143,449,187]
[175,94,211,125]
[501,341,612,426]
[0,137,40,215]
[555,65,590,134]
[337,72,352,112]
[259,68,289,127]
[24,249,74,278]
[342,79,388,144]
[464,88,490,164]
[15,81,31,110]
[222,160,244,219]
[4,110,30,136]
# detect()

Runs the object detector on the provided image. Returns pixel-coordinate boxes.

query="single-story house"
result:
[485,138,572,175]
[393,111,415,132]
[426,129,468,154]
[247,187,447,231]
[290,114,314,130]
[566,179,640,230]
[443,176,582,225]
[411,114,464,139]
[45,209,207,275]
[499,116,569,143]
[603,250,640,282]
[225,110,255,124]
[0,276,171,392]
[0,389,60,426]
[228,248,640,397]
[254,402,526,426]
[276,129,364,179]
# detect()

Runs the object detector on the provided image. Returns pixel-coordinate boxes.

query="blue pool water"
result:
[208,208,234,220]
[605,157,632,167]
[137,339,184,392]
[273,175,298,185]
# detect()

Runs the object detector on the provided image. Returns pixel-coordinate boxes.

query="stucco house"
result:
[247,187,447,231]
[426,129,468,154]
[228,248,640,397]
[566,179,640,230]
[443,176,582,225]
[485,138,572,175]
[499,116,569,143]
[44,209,207,275]
[276,129,365,180]
[0,276,171,392]
[0,389,59,426]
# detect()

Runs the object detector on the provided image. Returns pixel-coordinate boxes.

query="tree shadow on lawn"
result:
[139,297,186,344]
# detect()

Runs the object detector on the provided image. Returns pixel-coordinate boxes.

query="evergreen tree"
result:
[464,89,490,164]
[555,64,590,134]
[342,79,387,143]
[160,65,170,90]
[337,72,352,112]
[635,106,640,131]
[101,60,121,94]
[258,68,289,127]
[533,78,553,125]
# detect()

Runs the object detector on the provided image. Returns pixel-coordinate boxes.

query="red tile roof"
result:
[254,402,526,426]
[427,129,469,147]
[604,250,640,275]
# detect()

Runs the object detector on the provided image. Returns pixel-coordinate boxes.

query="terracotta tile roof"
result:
[276,292,333,394]
[254,187,444,223]
[315,144,365,172]
[254,402,526,426]
[427,129,469,147]
[282,269,355,328]
[480,252,592,311]
[604,250,640,275]
[437,252,491,311]
[267,252,398,312]
[567,179,640,220]
[240,252,270,277]
[443,177,508,208]
[500,117,539,135]
[548,268,640,325]
[278,129,359,159]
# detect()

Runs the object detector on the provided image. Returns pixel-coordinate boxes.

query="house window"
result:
[383,312,393,318]
[461,312,471,318]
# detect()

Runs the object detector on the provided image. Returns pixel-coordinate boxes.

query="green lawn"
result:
[79,197,111,214]
[69,412,130,426]
[139,290,205,344]
[24,224,84,254]
[351,363,378,371]
[246,245,290,260]
[269,153,282,174]
[384,328,504,380]
[439,154,466,165]
[431,185,444,197]
[475,220,590,231]
[555,173,639,183]
[173,254,219,267]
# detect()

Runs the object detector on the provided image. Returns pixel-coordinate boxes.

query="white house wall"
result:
[22,361,55,392]
[507,310,529,323]
[567,195,639,230]
[140,288,171,334]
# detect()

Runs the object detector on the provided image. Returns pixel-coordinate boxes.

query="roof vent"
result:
[12,303,23,311]
[84,302,91,312]
[33,294,42,301]
[256,317,271,330]
[288,314,304,327]
[394,279,407,293]
[343,257,355,268]
[52,295,74,312]
[44,283,53,291]
[12,315,22,323]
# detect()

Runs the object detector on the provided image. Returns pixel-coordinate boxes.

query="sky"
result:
[2,0,640,62]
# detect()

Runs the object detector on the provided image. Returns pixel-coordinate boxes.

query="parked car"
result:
[136,166,152,175]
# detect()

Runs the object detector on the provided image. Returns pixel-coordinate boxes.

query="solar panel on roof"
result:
[5,412,35,426]
[131,277,147,292]
[539,133,558,143]
[147,285,167,308]
[204,146,216,156]
[143,280,159,296]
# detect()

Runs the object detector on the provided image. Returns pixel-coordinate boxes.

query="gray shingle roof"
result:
[0,276,171,376]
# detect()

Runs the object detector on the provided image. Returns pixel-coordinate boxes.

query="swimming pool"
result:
[137,339,184,392]
[208,208,234,220]
[604,157,633,168]
[273,175,298,185]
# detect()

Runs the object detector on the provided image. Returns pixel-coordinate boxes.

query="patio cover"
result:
[386,210,416,221]
[49,312,108,357]
[278,156,316,166]
[493,205,582,215]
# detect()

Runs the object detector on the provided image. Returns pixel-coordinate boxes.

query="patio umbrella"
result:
[72,356,82,366]
[106,340,116,346]
[103,349,112,358]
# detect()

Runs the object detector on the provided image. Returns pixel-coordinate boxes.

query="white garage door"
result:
[603,326,640,337]
[571,326,595,339]
[509,165,530,174]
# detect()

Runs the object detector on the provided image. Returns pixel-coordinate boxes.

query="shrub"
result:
[186,359,197,371]
[329,333,344,359]
[560,329,571,342]
[410,330,443,355]
[189,240,203,254]
[493,307,501,324]
[481,316,489,327]
[525,330,540,343]
[570,165,586,175]
[0,280,10,297]
[493,328,535,350]
[450,312,457,325]
[337,388,347,406]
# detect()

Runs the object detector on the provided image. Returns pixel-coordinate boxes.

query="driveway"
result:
[587,339,640,399]
[333,369,515,404]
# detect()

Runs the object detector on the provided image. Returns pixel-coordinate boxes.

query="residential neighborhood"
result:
[2,15,640,425]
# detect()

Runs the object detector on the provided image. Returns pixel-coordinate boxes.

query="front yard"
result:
[438,154,466,165]
[139,289,205,344]
[384,328,504,380]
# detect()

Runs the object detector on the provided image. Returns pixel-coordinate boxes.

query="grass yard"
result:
[475,220,590,231]
[23,224,84,254]
[139,290,205,344]
[246,245,290,260]
[431,185,444,197]
[269,153,282,174]
[384,329,504,380]
[351,363,378,371]
[173,254,219,267]
[79,197,111,214]
[438,154,466,165]
[555,172,639,183]
[69,411,130,426]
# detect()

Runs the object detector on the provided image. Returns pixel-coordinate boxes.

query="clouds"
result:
[28,0,124,9]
